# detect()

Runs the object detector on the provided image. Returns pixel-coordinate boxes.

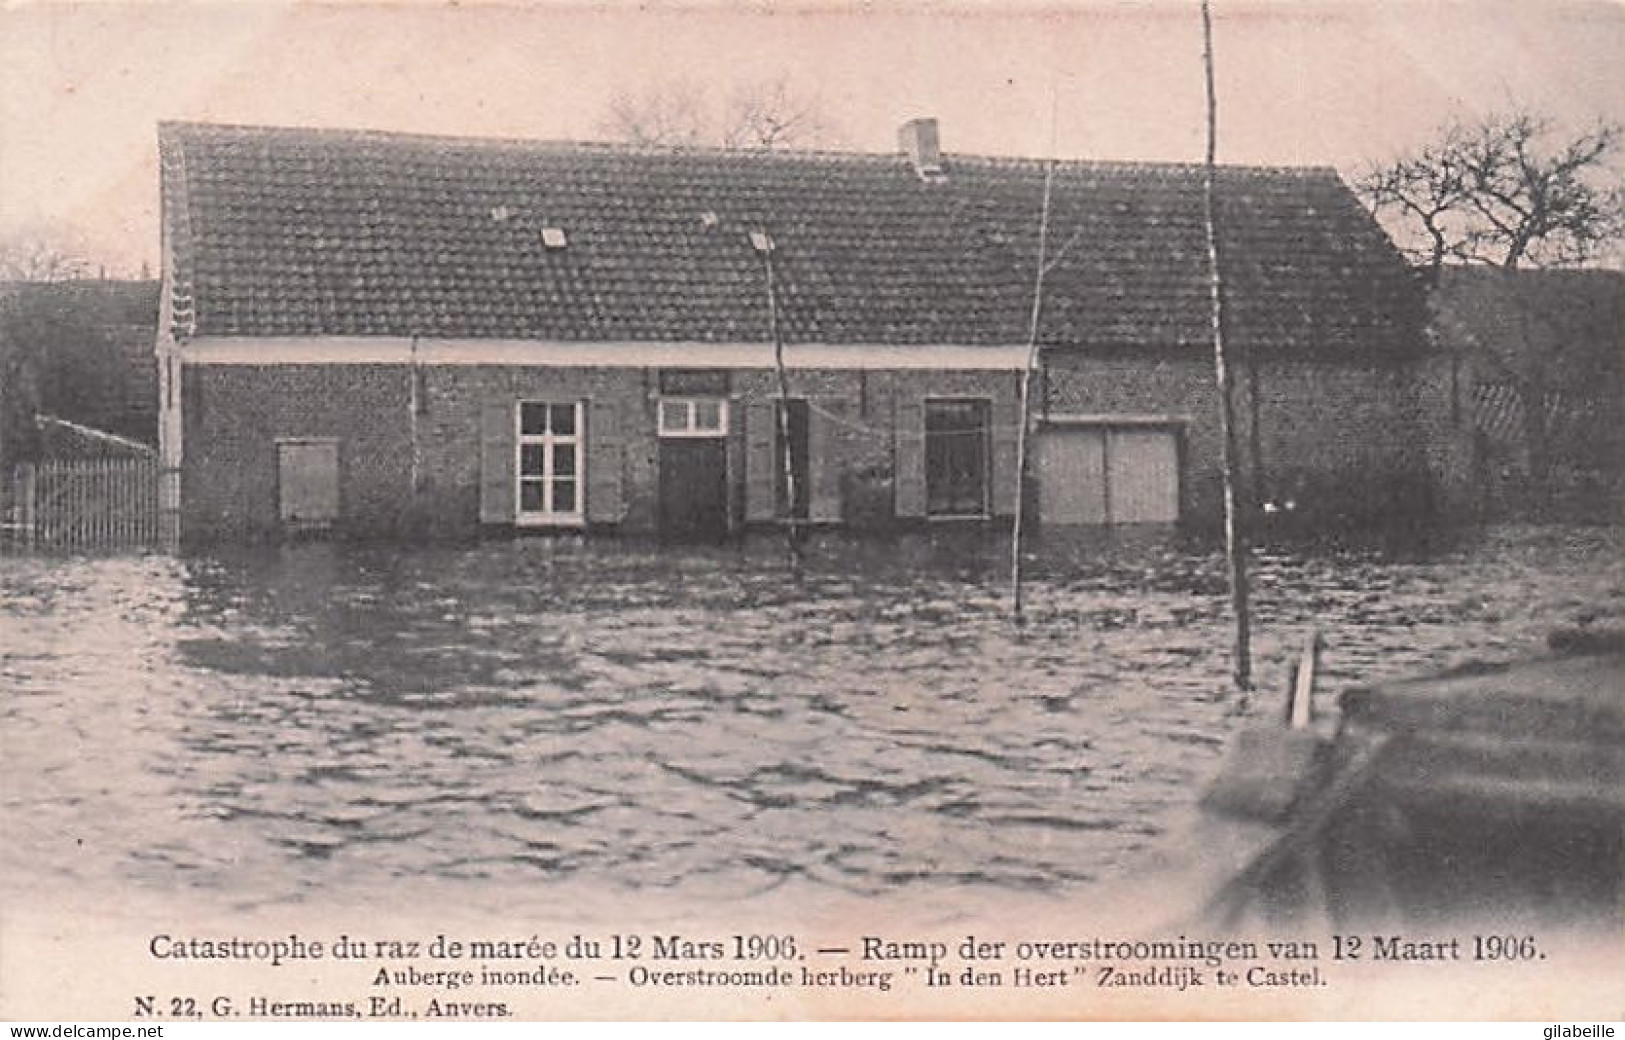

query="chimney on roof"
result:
[898,118,944,180]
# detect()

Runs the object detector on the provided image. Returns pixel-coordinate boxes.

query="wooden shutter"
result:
[478,402,514,525]
[277,440,340,526]
[990,391,1020,517]
[744,400,777,523]
[894,395,926,519]
[808,397,846,523]
[587,399,625,524]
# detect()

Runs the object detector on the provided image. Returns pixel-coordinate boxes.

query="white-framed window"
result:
[516,401,583,525]
[658,397,729,438]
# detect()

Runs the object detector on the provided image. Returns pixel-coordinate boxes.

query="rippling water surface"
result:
[3,525,1621,914]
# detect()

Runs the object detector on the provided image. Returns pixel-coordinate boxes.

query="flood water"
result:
[3,524,1622,916]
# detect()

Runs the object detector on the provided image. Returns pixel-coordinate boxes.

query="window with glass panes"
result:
[516,401,583,523]
[657,397,729,437]
[925,399,991,517]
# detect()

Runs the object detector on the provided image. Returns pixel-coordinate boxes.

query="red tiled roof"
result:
[159,122,1422,351]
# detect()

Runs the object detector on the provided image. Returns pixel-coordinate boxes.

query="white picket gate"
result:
[5,457,174,553]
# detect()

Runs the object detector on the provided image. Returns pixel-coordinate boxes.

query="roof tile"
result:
[160,122,1422,351]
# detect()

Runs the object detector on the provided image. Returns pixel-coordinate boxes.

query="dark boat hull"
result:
[1194,645,1625,930]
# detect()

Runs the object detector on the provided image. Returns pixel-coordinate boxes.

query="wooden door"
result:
[659,439,729,540]
[1034,427,1180,525]
[1106,430,1180,523]
[1035,429,1106,524]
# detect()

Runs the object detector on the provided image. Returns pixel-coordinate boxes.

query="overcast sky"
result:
[3,0,1622,274]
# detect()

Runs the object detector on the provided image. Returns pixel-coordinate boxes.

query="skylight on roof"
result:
[700,211,719,230]
[541,226,568,249]
[748,230,774,255]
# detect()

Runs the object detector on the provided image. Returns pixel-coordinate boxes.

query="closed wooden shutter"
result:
[479,402,515,525]
[587,399,625,524]
[744,400,776,523]
[277,440,340,526]
[990,391,1020,517]
[894,395,926,519]
[808,397,846,523]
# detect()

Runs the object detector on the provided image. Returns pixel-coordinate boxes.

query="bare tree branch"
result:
[600,77,832,152]
[0,228,94,283]
[720,77,826,151]
[1361,108,1624,271]
[599,80,710,149]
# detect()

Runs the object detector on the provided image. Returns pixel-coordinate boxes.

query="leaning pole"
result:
[1009,161,1055,622]
[1202,0,1253,690]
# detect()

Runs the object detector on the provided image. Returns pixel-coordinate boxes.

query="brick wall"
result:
[729,368,1023,527]
[1401,352,1479,519]
[181,362,1022,543]
[1042,349,1453,527]
[425,366,651,532]
[185,353,1459,542]
[183,364,415,542]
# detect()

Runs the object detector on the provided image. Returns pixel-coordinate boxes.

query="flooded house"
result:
[155,119,1444,544]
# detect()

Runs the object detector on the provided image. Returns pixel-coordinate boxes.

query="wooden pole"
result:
[1202,0,1254,690]
[1287,629,1320,729]
[408,336,422,502]
[758,229,803,568]
[1009,161,1055,622]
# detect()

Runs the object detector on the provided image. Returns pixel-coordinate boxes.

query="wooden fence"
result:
[5,457,171,553]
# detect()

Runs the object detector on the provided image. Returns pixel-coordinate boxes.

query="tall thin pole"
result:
[1202,0,1253,690]
[1010,161,1055,622]
[759,229,803,567]
[408,335,422,498]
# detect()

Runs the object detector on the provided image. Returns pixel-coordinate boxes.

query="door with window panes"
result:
[516,401,583,526]
[658,396,730,540]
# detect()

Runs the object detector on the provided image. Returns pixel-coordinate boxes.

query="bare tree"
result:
[0,227,94,283]
[1360,110,1625,270]
[1362,110,1625,517]
[601,77,830,151]
[601,79,711,149]
[720,77,827,151]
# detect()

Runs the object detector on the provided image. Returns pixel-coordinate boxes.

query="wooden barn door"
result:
[1035,429,1107,524]
[1035,426,1180,525]
[1106,429,1180,523]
